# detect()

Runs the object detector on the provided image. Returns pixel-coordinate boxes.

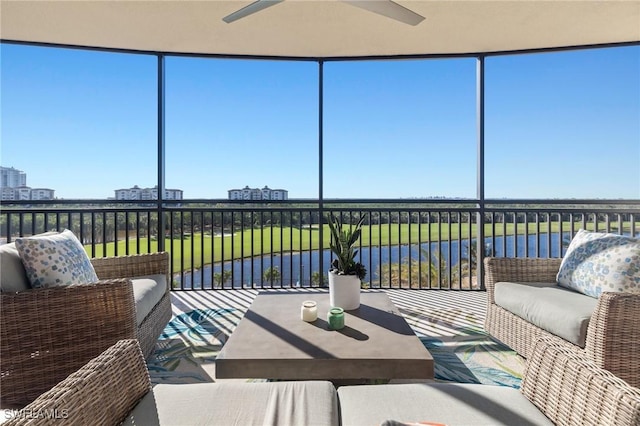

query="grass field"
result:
[86,221,635,271]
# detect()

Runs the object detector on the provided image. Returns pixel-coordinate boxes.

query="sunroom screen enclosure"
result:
[1,2,639,290]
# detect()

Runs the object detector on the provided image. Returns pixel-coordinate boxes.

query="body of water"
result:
[175,232,572,289]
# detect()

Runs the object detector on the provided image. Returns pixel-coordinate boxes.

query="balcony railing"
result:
[2,199,638,291]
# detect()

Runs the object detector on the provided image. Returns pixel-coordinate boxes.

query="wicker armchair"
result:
[0,252,171,407]
[484,257,640,388]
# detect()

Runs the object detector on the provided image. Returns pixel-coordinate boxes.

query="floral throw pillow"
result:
[557,229,640,297]
[15,229,99,289]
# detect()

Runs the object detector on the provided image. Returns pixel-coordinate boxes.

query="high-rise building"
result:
[228,185,288,201]
[1,167,26,188]
[0,166,55,200]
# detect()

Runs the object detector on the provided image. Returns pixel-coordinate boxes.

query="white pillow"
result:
[15,229,98,289]
[557,229,640,297]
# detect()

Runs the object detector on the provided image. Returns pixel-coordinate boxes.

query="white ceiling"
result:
[1,1,639,58]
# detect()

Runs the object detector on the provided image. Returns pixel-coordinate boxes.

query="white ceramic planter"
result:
[328,271,361,310]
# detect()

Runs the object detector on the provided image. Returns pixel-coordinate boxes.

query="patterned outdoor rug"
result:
[147,306,524,388]
[400,307,525,388]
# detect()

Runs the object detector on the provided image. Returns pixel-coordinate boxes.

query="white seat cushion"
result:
[338,382,553,426]
[124,381,339,426]
[132,274,167,326]
[494,282,598,347]
[0,242,30,292]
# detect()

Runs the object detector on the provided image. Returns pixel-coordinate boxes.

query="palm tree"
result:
[311,271,327,287]
[381,248,443,288]
[263,266,281,285]
[212,269,232,288]
[452,239,493,289]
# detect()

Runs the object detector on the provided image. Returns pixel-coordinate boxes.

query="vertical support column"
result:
[476,55,486,289]
[318,60,325,283]
[157,54,166,252]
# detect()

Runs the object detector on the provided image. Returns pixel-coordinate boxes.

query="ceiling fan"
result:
[222,0,425,26]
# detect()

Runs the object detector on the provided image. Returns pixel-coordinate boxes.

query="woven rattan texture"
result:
[137,291,172,358]
[522,337,640,426]
[585,292,640,387]
[92,252,171,358]
[0,279,136,406]
[8,337,639,426]
[484,257,640,388]
[1,252,171,407]
[91,252,169,284]
[4,339,151,426]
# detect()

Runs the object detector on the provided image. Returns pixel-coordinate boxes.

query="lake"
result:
[175,232,573,289]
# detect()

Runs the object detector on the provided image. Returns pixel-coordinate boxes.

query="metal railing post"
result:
[318,60,325,284]
[157,54,166,252]
[476,55,486,289]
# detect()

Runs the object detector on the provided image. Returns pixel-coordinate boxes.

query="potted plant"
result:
[326,213,367,310]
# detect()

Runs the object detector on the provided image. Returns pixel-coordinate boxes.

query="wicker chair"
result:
[0,252,171,407]
[484,257,640,388]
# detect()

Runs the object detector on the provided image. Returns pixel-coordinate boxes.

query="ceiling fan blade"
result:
[223,0,284,23]
[342,0,425,26]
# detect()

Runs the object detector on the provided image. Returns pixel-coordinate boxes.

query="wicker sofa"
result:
[3,337,639,425]
[484,256,640,388]
[0,236,171,407]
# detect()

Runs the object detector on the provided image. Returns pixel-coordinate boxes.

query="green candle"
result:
[327,307,345,330]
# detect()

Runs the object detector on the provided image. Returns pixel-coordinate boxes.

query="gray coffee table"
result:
[215,291,434,381]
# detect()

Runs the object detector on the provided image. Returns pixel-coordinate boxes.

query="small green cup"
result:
[327,307,345,330]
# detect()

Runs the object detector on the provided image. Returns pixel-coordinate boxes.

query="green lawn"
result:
[87,221,632,271]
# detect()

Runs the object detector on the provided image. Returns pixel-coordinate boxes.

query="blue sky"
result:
[1,43,639,200]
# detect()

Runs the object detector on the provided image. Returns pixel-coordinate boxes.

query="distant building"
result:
[228,185,288,201]
[1,167,26,188]
[0,166,55,200]
[28,188,56,200]
[114,185,183,201]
